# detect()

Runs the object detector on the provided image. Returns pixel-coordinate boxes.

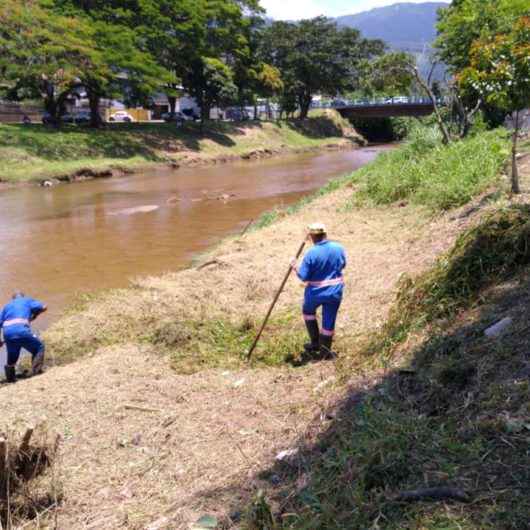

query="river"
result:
[0,146,385,336]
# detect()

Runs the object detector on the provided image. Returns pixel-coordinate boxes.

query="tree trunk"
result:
[253,103,258,121]
[511,110,520,194]
[411,66,451,144]
[200,103,209,135]
[42,80,59,127]
[88,92,102,128]
[168,96,177,117]
[298,93,312,120]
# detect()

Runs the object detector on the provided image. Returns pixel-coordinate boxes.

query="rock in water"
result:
[109,205,159,216]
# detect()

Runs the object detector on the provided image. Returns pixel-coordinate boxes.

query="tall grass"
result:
[350,125,510,211]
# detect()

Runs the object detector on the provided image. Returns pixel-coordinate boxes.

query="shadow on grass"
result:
[190,210,530,529]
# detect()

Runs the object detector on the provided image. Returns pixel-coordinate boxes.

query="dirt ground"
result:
[3,158,527,528]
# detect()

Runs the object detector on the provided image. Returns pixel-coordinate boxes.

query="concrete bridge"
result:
[313,97,436,119]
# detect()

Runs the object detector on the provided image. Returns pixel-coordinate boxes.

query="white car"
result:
[109,111,134,122]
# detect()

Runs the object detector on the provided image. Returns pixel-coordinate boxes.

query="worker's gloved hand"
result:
[290,258,298,269]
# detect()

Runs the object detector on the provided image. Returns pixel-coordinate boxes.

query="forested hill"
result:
[335,2,448,52]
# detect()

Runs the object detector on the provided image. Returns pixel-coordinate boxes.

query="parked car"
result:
[181,108,200,121]
[225,108,250,121]
[161,111,188,123]
[109,111,134,122]
[74,110,91,124]
[42,111,92,125]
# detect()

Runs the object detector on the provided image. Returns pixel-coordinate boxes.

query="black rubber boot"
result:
[4,365,16,383]
[304,319,320,353]
[32,351,44,375]
[319,334,337,360]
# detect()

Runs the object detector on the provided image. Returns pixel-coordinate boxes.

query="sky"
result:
[261,0,450,20]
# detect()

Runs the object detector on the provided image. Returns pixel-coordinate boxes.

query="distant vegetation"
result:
[0,110,359,183]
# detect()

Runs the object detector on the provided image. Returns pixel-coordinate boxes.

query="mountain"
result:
[335,2,448,53]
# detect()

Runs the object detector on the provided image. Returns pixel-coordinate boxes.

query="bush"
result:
[350,126,509,211]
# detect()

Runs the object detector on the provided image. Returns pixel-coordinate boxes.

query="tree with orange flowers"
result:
[459,16,530,193]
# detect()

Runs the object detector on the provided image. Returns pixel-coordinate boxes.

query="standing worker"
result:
[291,223,346,359]
[0,292,47,383]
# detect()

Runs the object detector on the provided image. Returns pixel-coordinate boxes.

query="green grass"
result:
[348,125,510,211]
[47,293,308,374]
[252,126,511,233]
[0,110,359,183]
[144,309,309,374]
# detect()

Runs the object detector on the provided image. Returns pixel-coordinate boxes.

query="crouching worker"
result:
[292,223,346,359]
[0,292,47,383]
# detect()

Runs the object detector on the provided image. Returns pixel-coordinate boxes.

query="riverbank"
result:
[0,110,363,186]
[2,129,529,529]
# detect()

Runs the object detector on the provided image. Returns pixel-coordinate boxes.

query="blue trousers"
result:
[303,296,341,336]
[5,333,45,366]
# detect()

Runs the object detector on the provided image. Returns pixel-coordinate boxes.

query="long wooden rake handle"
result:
[246,240,306,361]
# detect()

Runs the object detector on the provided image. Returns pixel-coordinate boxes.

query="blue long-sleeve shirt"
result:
[0,297,45,339]
[297,240,346,299]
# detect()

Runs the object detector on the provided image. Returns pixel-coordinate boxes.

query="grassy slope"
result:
[4,127,528,528]
[255,142,530,530]
[0,110,361,183]
[275,207,530,530]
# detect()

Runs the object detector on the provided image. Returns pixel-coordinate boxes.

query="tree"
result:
[458,16,530,193]
[0,0,95,124]
[436,0,527,73]
[184,57,238,132]
[436,0,528,127]
[78,21,167,127]
[362,52,414,96]
[262,17,385,119]
[46,0,169,126]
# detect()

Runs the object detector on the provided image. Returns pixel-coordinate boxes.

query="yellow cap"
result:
[308,222,327,235]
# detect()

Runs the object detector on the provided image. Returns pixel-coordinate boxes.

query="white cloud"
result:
[261,0,450,20]
[261,0,325,20]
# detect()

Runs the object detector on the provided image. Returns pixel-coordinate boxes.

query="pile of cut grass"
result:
[349,126,510,211]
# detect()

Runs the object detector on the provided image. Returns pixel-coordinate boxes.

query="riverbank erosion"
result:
[2,129,529,529]
[0,110,363,185]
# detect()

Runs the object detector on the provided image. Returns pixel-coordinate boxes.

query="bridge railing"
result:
[311,96,442,109]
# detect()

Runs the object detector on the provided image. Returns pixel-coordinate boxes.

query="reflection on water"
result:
[0,146,387,329]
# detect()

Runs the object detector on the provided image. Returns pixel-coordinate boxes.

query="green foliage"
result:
[186,57,238,123]
[0,0,167,124]
[349,126,510,211]
[458,16,530,114]
[363,51,415,96]
[435,0,528,74]
[261,17,385,118]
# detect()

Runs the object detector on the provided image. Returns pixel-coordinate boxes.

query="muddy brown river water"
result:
[0,146,386,331]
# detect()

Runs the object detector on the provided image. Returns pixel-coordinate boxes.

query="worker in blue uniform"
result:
[292,223,346,359]
[0,292,47,383]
